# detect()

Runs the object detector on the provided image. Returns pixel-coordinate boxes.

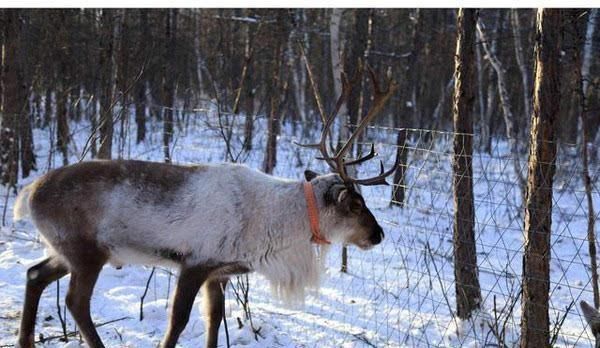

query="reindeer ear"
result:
[304,170,319,182]
[581,301,600,333]
[328,184,348,204]
[336,188,349,204]
[324,183,347,206]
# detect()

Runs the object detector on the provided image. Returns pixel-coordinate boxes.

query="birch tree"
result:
[330,8,348,147]
[477,16,527,192]
[581,8,599,308]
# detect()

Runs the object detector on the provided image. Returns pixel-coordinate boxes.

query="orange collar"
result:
[303,181,331,245]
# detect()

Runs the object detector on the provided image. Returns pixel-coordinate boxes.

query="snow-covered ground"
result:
[0,111,598,347]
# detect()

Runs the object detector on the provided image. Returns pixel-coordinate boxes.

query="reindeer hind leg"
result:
[18,256,69,348]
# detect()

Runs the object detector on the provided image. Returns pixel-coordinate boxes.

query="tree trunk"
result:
[69,86,81,122]
[162,9,177,163]
[90,97,97,158]
[557,11,585,145]
[56,86,69,165]
[0,10,25,187]
[17,12,35,177]
[581,8,599,309]
[263,14,286,174]
[117,10,130,158]
[391,9,422,207]
[135,82,146,144]
[581,9,597,101]
[344,10,369,130]
[355,9,374,147]
[237,11,255,151]
[55,11,71,165]
[43,88,52,128]
[330,8,347,147]
[32,90,42,128]
[20,104,36,178]
[511,9,532,139]
[520,9,561,348]
[135,10,148,144]
[452,8,481,320]
[475,42,486,147]
[98,9,116,160]
[391,129,408,207]
[483,72,497,154]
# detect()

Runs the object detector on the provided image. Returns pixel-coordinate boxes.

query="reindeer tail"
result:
[13,184,33,221]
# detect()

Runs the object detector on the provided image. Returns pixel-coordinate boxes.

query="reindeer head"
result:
[299,65,399,250]
[304,170,384,249]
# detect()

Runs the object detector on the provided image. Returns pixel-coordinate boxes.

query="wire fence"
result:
[197,111,599,347]
[137,108,598,347]
[2,106,600,347]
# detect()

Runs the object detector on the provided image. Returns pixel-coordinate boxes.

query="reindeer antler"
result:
[298,64,400,186]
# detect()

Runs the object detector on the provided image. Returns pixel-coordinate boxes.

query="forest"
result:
[1,9,599,185]
[0,8,599,348]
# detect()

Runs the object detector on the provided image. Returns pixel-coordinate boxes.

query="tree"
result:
[511,9,533,137]
[391,9,422,207]
[18,11,35,178]
[451,8,481,320]
[134,10,149,144]
[520,9,561,347]
[162,9,177,163]
[263,12,289,174]
[478,16,527,193]
[55,11,71,165]
[97,9,117,160]
[580,8,598,309]
[1,10,29,187]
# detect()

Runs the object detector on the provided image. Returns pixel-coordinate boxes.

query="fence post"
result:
[451,8,481,320]
[520,8,561,347]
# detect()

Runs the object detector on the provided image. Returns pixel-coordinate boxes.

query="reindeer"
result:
[13,68,398,348]
[581,300,600,348]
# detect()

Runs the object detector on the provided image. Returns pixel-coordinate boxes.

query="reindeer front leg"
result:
[161,265,212,348]
[203,278,229,348]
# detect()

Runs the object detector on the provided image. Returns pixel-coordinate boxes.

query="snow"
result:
[0,111,598,347]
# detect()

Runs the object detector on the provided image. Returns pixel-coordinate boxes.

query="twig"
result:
[549,300,576,346]
[79,57,148,161]
[0,317,133,347]
[352,332,377,347]
[37,316,131,345]
[232,22,263,115]
[296,41,326,124]
[56,279,68,341]
[139,267,156,321]
[1,185,10,226]
[424,242,460,335]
